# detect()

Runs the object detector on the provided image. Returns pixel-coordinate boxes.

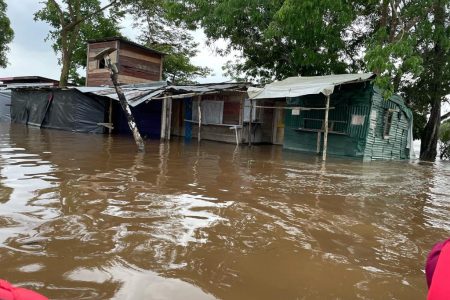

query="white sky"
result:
[0,0,232,83]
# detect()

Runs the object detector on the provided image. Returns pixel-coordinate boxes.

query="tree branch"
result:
[62,0,118,33]
[48,0,66,27]
[442,111,450,122]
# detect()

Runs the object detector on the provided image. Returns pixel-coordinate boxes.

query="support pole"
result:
[197,95,202,142]
[108,98,113,134]
[161,97,167,140]
[322,94,331,161]
[167,96,172,141]
[107,57,145,152]
[248,98,253,146]
[316,131,321,154]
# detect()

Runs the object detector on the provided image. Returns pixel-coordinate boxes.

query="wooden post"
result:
[108,99,113,134]
[248,98,253,146]
[197,95,202,142]
[322,94,331,161]
[167,96,172,141]
[161,96,167,140]
[106,56,145,152]
[316,131,321,154]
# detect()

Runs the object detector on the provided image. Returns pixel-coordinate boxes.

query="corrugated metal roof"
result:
[88,37,167,56]
[74,81,167,107]
[249,73,375,99]
[74,82,250,107]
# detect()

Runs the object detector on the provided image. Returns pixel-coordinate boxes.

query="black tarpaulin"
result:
[11,89,107,133]
[0,90,11,121]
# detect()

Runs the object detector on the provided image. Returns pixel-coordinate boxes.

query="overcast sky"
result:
[0,0,232,83]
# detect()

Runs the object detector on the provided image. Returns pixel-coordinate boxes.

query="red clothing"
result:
[426,239,450,300]
[0,279,48,300]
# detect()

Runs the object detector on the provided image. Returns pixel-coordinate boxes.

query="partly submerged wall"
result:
[0,90,11,122]
[283,83,373,158]
[11,89,107,133]
[363,87,412,160]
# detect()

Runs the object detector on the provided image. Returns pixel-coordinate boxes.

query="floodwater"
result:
[0,123,449,300]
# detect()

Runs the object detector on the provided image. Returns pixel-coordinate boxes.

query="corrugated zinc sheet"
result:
[363,87,412,160]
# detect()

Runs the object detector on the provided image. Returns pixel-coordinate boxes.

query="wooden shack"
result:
[249,74,414,161]
[86,37,164,87]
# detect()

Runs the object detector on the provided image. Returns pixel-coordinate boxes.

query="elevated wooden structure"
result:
[86,37,164,87]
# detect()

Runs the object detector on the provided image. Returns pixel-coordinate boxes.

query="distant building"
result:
[0,76,60,122]
[0,76,59,87]
[86,37,165,87]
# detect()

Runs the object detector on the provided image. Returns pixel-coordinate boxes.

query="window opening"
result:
[383,109,394,139]
[98,58,106,69]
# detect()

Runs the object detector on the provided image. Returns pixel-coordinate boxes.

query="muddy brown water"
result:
[0,123,449,299]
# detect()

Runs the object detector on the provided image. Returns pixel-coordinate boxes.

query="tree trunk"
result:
[420,98,441,160]
[419,0,445,161]
[59,51,71,87]
[59,31,71,87]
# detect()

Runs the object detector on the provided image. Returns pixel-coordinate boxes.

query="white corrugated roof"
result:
[248,73,375,99]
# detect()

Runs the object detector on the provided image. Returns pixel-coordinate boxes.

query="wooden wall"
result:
[86,40,163,87]
[169,92,267,144]
[118,43,162,84]
[363,87,412,160]
[86,41,118,87]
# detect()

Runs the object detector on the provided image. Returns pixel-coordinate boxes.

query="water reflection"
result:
[0,122,449,299]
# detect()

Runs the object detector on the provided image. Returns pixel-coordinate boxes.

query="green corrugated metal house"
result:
[248,73,414,161]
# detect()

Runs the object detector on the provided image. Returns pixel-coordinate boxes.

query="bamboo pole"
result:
[248,98,253,146]
[197,95,202,142]
[161,96,167,140]
[108,98,113,134]
[316,131,321,154]
[167,96,172,141]
[322,94,331,161]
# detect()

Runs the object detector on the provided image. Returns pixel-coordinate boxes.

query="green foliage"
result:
[129,0,211,84]
[0,0,14,68]
[440,120,450,160]
[35,0,207,85]
[441,121,450,143]
[169,0,365,82]
[34,0,121,86]
[363,1,427,94]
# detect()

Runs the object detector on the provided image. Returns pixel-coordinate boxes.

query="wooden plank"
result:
[89,41,117,50]
[119,48,162,64]
[120,42,162,59]
[119,55,161,73]
[119,72,159,83]
[117,74,153,84]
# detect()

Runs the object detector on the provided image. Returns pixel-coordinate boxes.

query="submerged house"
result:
[9,81,253,140]
[10,37,256,142]
[75,82,251,142]
[248,73,414,160]
[1,76,60,122]
[0,89,11,122]
[10,88,107,133]
[10,38,165,135]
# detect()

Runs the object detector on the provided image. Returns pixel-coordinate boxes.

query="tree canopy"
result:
[169,0,366,82]
[0,0,14,68]
[170,0,450,160]
[34,0,121,86]
[129,0,211,84]
[34,0,211,86]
